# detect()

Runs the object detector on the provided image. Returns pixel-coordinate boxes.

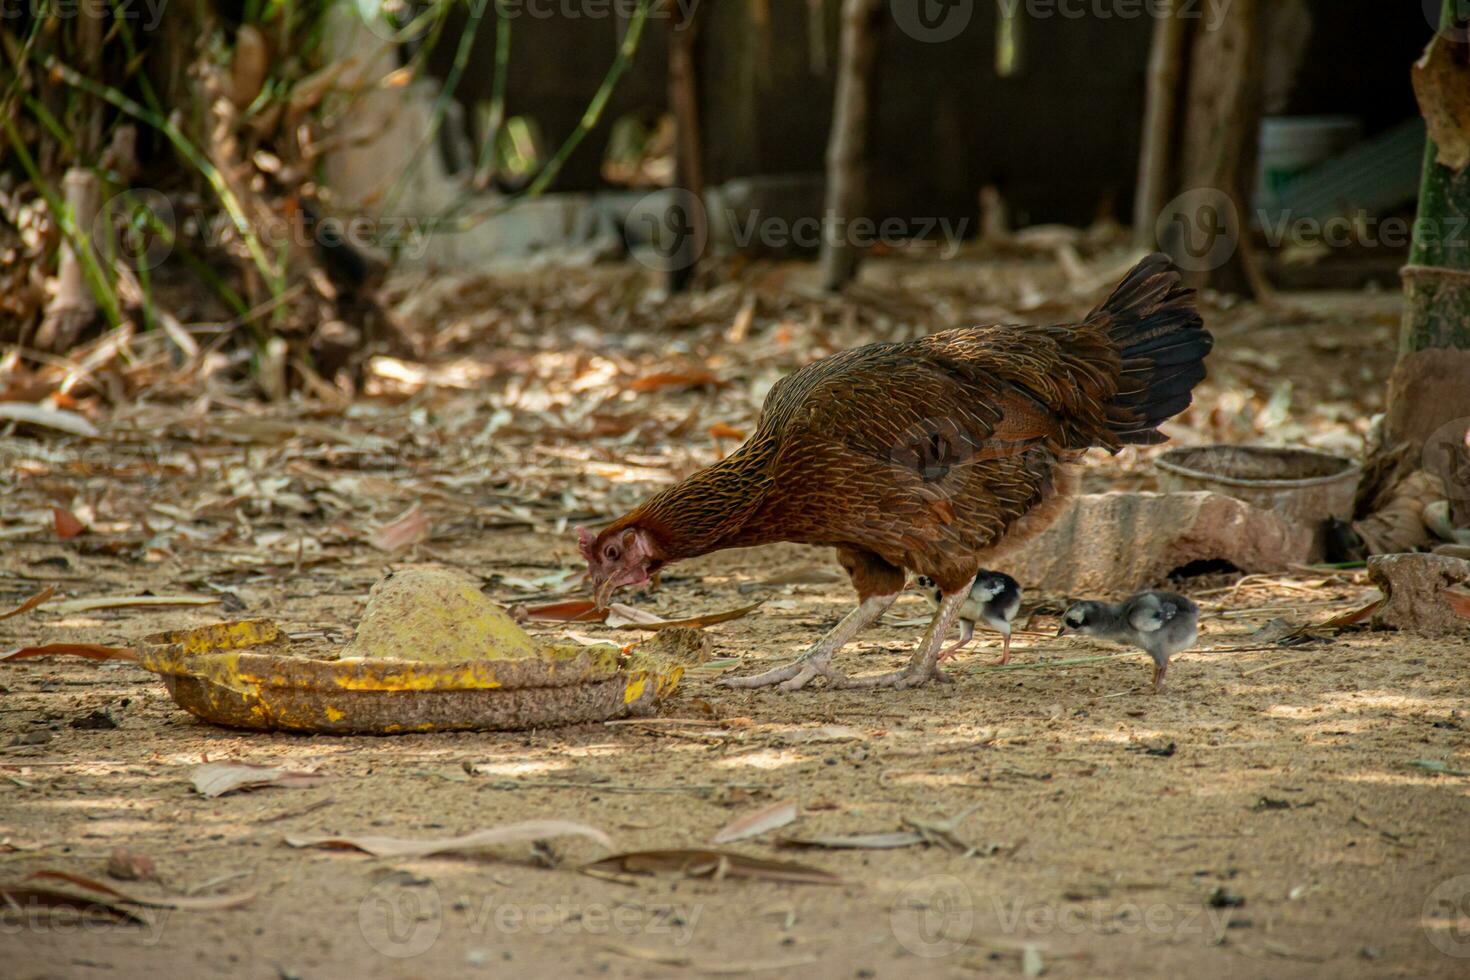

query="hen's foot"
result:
[840,662,952,689]
[719,652,849,691]
[720,593,897,693]
[841,576,973,689]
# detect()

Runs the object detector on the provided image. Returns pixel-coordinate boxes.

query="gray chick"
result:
[1057,591,1199,693]
[916,571,1022,665]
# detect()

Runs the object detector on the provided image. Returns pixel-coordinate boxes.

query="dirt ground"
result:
[2,256,1468,978]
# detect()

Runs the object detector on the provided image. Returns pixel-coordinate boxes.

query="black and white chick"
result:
[1057,591,1199,693]
[916,571,1022,665]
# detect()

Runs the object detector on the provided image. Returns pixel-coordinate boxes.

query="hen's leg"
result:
[842,578,974,689]
[719,593,897,691]
[935,620,975,663]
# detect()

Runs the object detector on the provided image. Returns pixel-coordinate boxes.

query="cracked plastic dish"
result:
[137,619,681,734]
[133,565,685,733]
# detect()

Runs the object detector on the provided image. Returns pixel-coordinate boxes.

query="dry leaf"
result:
[0,585,54,622]
[777,725,865,744]
[1285,597,1385,640]
[0,401,99,437]
[1445,588,1470,621]
[603,603,668,627]
[1414,32,1470,170]
[47,594,222,614]
[369,503,430,552]
[52,507,85,540]
[582,848,841,886]
[524,599,607,623]
[601,945,819,974]
[286,820,613,857]
[0,643,137,662]
[710,800,798,845]
[25,871,254,910]
[708,422,746,440]
[610,601,765,632]
[627,370,720,393]
[1315,598,1385,630]
[0,881,147,925]
[191,761,331,798]
[778,832,926,850]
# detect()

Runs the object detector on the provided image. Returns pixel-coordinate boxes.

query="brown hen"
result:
[579,254,1213,690]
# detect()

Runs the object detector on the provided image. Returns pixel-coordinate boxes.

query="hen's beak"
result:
[593,576,619,612]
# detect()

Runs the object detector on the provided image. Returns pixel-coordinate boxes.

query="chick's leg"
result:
[843,579,973,689]
[720,593,897,691]
[935,620,974,663]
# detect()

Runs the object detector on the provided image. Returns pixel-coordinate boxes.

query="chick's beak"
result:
[1056,623,1068,637]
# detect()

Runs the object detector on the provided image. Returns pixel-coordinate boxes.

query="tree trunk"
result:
[1381,0,1470,525]
[36,5,107,353]
[1133,0,1186,250]
[1173,0,1269,297]
[819,0,883,292]
[667,5,705,293]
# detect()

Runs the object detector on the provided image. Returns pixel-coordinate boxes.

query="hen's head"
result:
[578,524,661,609]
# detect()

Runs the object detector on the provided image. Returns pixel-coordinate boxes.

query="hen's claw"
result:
[840,663,951,689]
[720,653,848,691]
[719,593,895,692]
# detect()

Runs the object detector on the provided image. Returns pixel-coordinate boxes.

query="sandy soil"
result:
[1,260,1467,978]
[2,526,1467,980]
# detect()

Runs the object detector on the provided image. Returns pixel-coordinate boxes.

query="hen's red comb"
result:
[575,525,597,561]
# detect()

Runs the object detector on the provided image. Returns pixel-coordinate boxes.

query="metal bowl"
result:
[1155,445,1360,558]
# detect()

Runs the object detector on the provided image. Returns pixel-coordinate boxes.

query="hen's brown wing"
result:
[744,327,1102,580]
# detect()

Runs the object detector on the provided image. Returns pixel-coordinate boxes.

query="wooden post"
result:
[667,2,705,293]
[819,0,883,292]
[1175,0,1269,297]
[1133,0,1186,249]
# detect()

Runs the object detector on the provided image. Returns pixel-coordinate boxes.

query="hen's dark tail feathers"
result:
[1088,253,1213,447]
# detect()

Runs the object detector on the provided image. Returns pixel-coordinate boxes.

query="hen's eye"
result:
[604,546,621,561]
